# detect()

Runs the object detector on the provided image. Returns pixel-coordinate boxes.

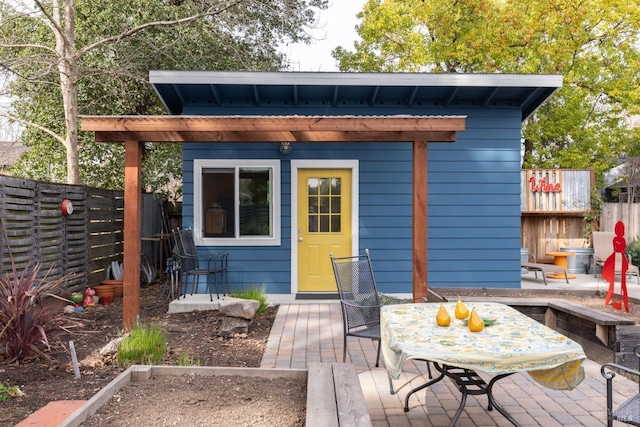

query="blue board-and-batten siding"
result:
[181,106,523,294]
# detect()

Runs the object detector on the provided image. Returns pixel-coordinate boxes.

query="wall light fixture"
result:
[279,141,292,155]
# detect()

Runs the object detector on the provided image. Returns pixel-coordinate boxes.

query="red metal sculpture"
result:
[603,221,629,312]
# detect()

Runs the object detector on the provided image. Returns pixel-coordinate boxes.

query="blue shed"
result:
[83,71,561,314]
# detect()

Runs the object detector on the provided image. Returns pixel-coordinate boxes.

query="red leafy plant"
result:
[0,260,80,363]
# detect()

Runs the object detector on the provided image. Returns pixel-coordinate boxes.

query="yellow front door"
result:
[297,169,352,292]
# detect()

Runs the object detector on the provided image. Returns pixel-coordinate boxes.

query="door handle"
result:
[298,237,303,242]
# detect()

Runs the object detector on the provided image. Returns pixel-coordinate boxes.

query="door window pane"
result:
[307,176,342,233]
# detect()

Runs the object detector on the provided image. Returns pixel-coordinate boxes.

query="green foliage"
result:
[626,238,640,267]
[584,190,604,244]
[1,0,328,191]
[335,0,640,180]
[230,284,269,316]
[0,381,25,402]
[0,260,76,363]
[177,350,201,366]
[117,324,167,367]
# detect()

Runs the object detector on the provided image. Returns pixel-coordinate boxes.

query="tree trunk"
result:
[54,0,80,185]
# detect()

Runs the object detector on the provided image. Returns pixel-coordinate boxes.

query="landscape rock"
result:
[100,336,124,357]
[220,316,252,336]
[219,297,259,320]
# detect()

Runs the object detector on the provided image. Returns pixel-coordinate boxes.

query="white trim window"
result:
[194,159,281,246]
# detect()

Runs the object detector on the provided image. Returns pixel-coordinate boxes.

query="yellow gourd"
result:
[454,297,469,320]
[436,304,451,327]
[468,309,485,332]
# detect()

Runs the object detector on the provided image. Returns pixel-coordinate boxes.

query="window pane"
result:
[202,169,234,237]
[331,178,341,195]
[331,215,341,232]
[330,196,341,213]
[308,178,318,195]
[308,197,318,214]
[239,168,272,237]
[319,215,329,232]
[319,196,329,213]
[319,178,330,195]
[308,214,318,232]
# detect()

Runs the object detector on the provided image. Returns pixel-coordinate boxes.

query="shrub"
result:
[117,324,167,367]
[230,284,269,315]
[0,259,75,363]
[627,238,640,267]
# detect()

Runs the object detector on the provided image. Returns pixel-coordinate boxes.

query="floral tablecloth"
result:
[381,302,586,389]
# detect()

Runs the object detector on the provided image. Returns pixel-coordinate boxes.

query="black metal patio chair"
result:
[330,249,383,367]
[602,344,640,427]
[172,228,228,301]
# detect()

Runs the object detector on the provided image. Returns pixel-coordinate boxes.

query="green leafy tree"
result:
[334,0,640,183]
[0,0,327,193]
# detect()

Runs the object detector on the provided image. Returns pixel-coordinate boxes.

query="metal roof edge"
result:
[149,70,563,89]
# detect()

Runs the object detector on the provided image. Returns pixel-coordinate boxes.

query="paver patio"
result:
[261,288,639,426]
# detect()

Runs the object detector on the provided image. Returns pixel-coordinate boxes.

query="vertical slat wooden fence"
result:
[601,204,640,240]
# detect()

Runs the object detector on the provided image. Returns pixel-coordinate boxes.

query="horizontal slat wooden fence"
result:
[0,175,124,291]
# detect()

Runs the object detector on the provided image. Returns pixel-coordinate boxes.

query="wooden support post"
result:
[413,140,428,302]
[123,140,142,329]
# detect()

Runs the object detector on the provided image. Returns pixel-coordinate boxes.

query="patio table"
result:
[381,302,586,426]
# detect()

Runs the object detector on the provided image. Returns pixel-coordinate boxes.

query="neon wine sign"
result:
[529,176,561,193]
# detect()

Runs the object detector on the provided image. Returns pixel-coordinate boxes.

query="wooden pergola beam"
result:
[81,115,466,329]
[91,130,459,143]
[81,115,466,133]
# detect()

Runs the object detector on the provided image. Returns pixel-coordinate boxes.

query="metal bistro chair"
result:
[172,228,229,301]
[330,249,383,367]
[602,344,640,427]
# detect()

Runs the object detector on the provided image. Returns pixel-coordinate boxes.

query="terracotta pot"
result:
[94,284,115,299]
[102,280,123,298]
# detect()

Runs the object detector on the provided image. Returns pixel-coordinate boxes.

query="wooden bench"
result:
[521,261,569,285]
[306,362,372,427]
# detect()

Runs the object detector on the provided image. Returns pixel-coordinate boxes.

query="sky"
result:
[281,1,367,71]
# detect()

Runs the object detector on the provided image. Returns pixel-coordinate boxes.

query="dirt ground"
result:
[1,283,640,426]
[82,374,306,427]
[0,282,299,427]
